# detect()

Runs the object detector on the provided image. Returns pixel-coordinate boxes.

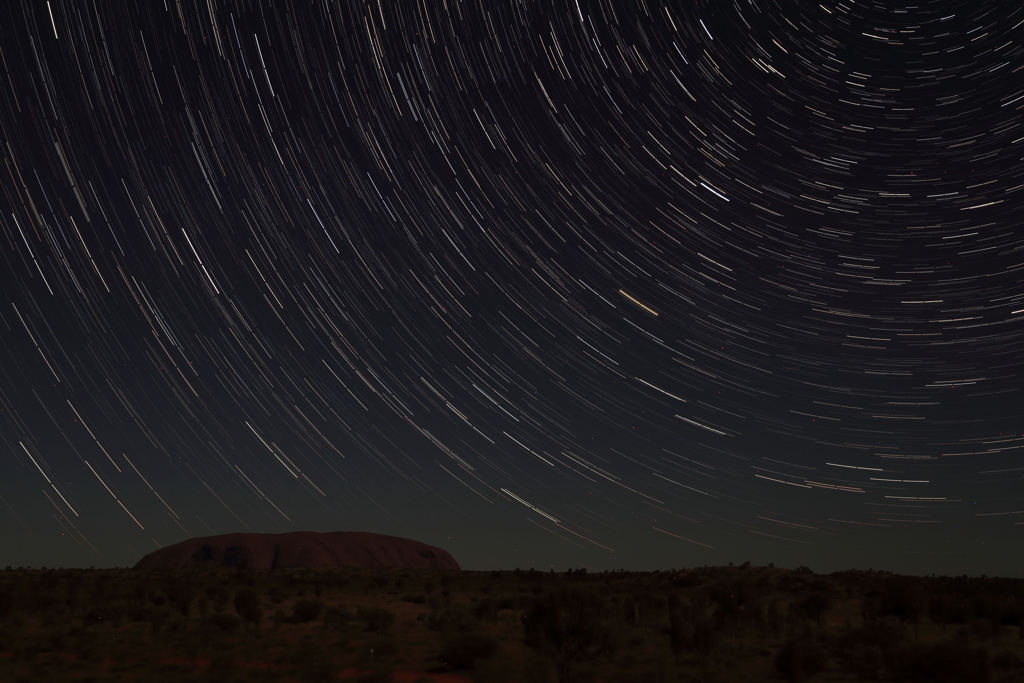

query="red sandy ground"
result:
[338,667,471,682]
[2,652,471,682]
[162,657,471,682]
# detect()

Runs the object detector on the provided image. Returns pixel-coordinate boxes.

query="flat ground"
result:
[0,565,1022,682]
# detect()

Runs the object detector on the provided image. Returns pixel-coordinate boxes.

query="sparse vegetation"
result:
[356,605,396,634]
[290,599,325,623]
[439,632,500,670]
[0,565,1020,681]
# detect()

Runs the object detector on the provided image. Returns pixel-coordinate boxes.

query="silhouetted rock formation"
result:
[133,531,460,570]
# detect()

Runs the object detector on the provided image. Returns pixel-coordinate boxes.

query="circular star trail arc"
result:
[1,0,1023,574]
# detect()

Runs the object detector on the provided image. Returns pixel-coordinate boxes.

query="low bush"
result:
[775,639,827,681]
[130,606,155,622]
[356,606,395,633]
[290,599,324,623]
[888,642,991,683]
[203,612,241,634]
[473,597,498,622]
[267,585,289,604]
[427,603,476,633]
[83,606,123,627]
[439,632,499,670]
[995,649,1024,670]
[324,605,350,629]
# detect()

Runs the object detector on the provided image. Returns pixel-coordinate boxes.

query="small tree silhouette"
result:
[666,594,693,670]
[233,588,263,635]
[796,593,833,631]
[165,579,197,619]
[522,586,620,683]
[0,586,16,621]
[692,619,719,678]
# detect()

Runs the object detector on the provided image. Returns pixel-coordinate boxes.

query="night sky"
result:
[2,0,1023,577]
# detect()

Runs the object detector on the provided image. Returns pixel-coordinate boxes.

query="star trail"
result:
[1,0,1023,576]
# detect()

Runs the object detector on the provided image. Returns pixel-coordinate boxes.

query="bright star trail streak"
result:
[1,0,1023,576]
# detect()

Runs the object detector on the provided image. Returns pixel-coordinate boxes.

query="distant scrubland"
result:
[0,563,1021,682]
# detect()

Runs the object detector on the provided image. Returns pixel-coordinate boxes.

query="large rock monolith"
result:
[133,531,460,570]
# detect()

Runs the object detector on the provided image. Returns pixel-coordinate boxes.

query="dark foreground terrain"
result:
[1,562,1022,682]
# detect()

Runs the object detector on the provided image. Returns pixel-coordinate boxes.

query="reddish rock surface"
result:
[133,531,460,570]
